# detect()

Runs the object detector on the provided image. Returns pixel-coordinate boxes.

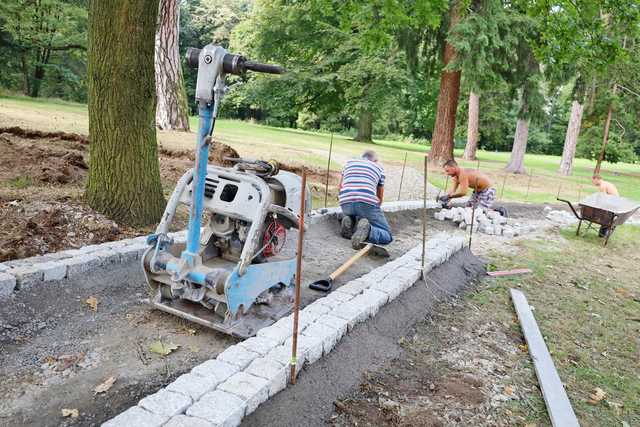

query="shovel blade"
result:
[309,278,332,292]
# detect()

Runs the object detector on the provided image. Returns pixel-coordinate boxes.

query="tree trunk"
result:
[354,110,373,142]
[430,1,462,165]
[20,51,30,95]
[30,63,45,97]
[155,0,190,131]
[86,0,165,227]
[595,85,617,174]
[558,100,584,176]
[463,91,479,160]
[505,118,529,174]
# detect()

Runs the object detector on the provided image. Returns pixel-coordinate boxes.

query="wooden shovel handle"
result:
[329,243,373,281]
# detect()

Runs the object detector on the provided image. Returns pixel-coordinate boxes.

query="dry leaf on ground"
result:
[504,385,514,395]
[61,408,79,418]
[94,376,116,394]
[587,387,606,404]
[85,296,98,311]
[149,340,180,356]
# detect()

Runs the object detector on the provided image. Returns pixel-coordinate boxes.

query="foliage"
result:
[0,0,87,100]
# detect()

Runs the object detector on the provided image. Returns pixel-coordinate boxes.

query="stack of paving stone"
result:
[434,206,535,238]
[103,233,466,427]
[543,206,579,226]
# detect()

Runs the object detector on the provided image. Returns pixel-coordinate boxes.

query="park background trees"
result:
[1,0,640,175]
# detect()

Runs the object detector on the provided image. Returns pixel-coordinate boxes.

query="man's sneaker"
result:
[351,218,370,249]
[340,215,354,239]
[495,206,509,218]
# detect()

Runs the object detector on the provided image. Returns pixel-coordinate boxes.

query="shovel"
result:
[309,243,390,292]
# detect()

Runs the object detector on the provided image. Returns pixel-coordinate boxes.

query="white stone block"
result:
[245,357,288,397]
[102,406,168,427]
[92,249,121,266]
[167,372,220,401]
[285,333,324,364]
[0,272,17,297]
[256,322,292,345]
[321,290,354,304]
[301,320,339,355]
[164,415,215,427]
[186,390,246,427]
[216,345,260,370]
[265,344,301,367]
[361,289,390,313]
[191,359,239,383]
[336,279,370,296]
[315,314,349,341]
[301,301,331,318]
[218,372,269,414]
[11,266,43,289]
[331,300,369,330]
[40,261,67,281]
[138,389,192,418]
[238,336,279,356]
[370,279,403,301]
[63,254,101,279]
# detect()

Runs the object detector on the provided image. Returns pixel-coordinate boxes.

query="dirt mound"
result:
[0,126,89,145]
[0,133,88,185]
[0,200,137,262]
[159,141,240,167]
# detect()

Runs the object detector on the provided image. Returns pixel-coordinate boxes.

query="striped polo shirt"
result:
[338,159,385,206]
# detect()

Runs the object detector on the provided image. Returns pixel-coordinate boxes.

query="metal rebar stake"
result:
[469,176,479,249]
[290,169,307,384]
[398,152,408,201]
[323,134,333,208]
[421,155,428,276]
[500,173,508,200]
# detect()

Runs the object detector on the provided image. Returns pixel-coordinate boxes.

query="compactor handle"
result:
[186,47,284,75]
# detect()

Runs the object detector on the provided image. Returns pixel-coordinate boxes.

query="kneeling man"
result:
[339,150,393,249]
[439,159,506,216]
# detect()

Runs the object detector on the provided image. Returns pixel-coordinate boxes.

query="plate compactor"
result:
[142,44,309,338]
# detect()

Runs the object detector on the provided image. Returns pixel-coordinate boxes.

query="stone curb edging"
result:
[0,200,439,298]
[103,231,466,427]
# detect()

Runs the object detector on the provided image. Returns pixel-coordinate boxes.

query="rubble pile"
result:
[434,206,535,237]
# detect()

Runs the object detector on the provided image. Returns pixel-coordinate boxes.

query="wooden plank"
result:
[510,289,580,427]
[487,268,532,277]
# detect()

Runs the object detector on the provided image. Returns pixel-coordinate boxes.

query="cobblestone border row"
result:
[103,231,465,427]
[0,200,439,298]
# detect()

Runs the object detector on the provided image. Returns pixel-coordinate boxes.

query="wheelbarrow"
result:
[557,193,640,246]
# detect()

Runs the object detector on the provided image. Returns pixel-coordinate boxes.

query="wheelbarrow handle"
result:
[556,197,582,220]
[329,243,373,281]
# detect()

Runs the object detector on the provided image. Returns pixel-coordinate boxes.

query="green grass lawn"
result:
[478,225,640,426]
[1,95,638,203]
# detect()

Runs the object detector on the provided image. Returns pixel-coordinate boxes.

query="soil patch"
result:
[243,248,486,427]
[0,127,339,263]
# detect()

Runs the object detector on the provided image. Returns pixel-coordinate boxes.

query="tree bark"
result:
[505,118,529,174]
[86,0,165,227]
[595,84,618,174]
[558,100,584,176]
[463,91,479,160]
[354,110,373,142]
[20,51,30,95]
[155,0,190,131]
[430,1,462,165]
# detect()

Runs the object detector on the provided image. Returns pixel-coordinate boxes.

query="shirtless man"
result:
[438,159,507,216]
[592,175,619,196]
[592,175,620,237]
